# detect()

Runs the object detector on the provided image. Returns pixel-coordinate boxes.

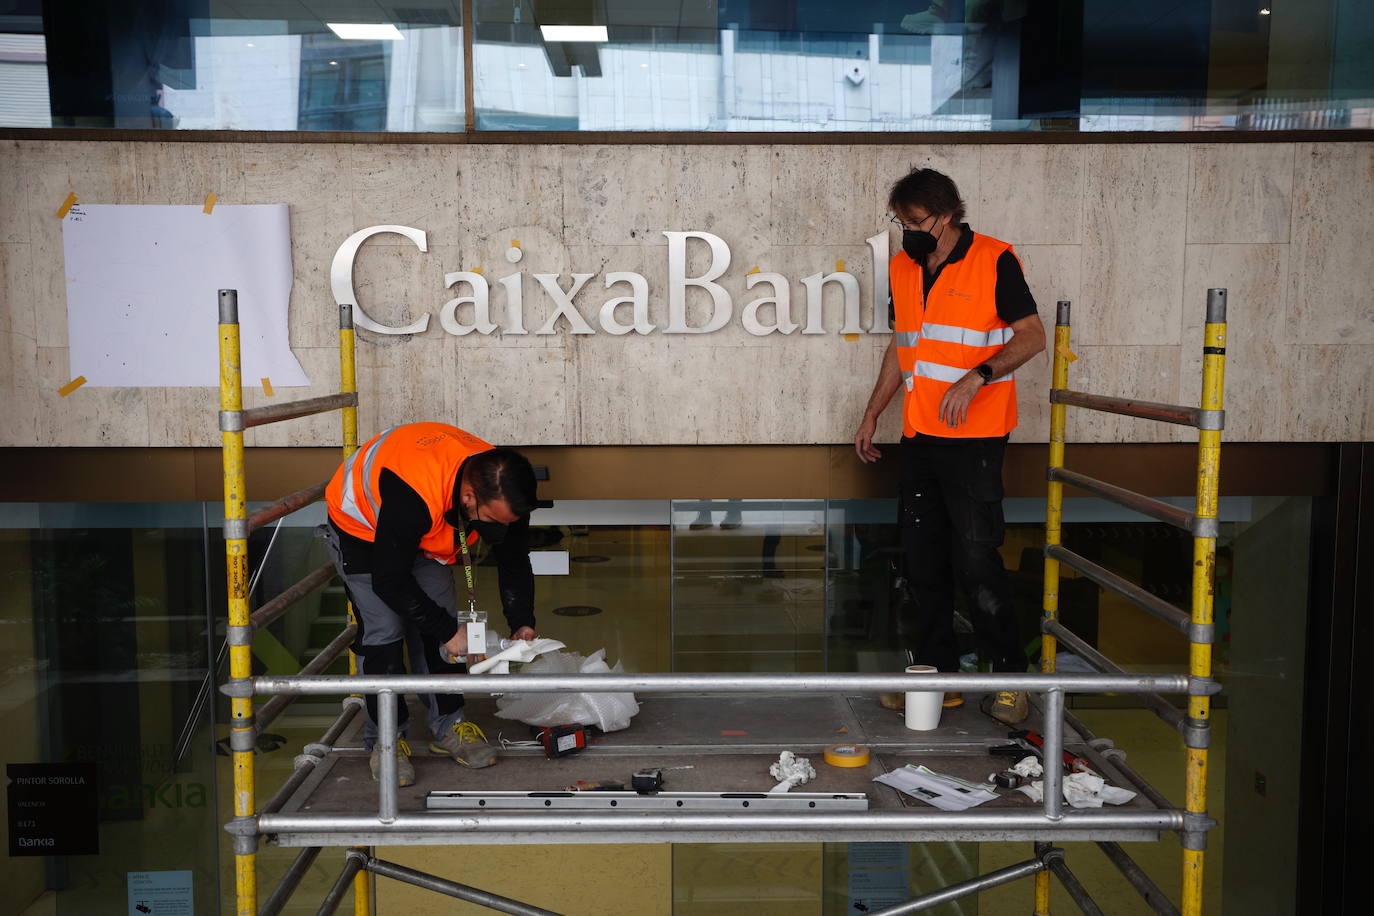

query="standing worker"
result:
[853,168,1046,725]
[323,422,540,783]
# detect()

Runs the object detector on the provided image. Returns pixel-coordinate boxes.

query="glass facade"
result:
[1,1,1370,133]
[0,490,1316,912]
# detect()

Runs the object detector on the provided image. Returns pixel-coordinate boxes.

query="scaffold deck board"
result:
[265,693,1168,846]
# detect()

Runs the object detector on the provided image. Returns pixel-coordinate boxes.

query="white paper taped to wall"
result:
[62,204,309,387]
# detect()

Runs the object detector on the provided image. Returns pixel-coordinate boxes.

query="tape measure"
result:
[823,744,871,768]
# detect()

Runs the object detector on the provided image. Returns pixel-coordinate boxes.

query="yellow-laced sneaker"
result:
[429,721,499,768]
[983,690,1029,725]
[369,737,415,787]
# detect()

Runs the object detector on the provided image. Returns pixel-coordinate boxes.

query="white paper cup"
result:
[904,664,943,731]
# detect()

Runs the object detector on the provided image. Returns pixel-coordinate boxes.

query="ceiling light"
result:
[540,25,608,42]
[327,23,405,41]
[245,42,255,47]
[329,60,339,66]
[1259,7,1270,13]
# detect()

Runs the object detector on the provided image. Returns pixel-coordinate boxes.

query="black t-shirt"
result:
[887,224,1039,325]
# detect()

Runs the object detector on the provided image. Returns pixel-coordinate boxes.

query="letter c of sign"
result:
[331,225,429,335]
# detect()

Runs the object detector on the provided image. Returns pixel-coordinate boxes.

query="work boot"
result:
[429,720,499,768]
[369,738,415,787]
[942,692,964,708]
[982,690,1029,725]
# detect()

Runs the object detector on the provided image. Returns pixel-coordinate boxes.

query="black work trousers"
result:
[899,434,1025,674]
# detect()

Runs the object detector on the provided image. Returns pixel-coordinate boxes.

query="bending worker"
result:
[322,421,539,783]
[854,167,1045,726]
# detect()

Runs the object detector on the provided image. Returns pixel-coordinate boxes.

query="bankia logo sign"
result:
[330,225,895,338]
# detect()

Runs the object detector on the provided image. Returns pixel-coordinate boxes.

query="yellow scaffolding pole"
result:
[1036,300,1072,914]
[338,305,373,916]
[220,294,367,916]
[219,291,257,915]
[1183,289,1227,915]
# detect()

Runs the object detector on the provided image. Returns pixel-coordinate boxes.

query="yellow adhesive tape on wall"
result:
[823,744,871,767]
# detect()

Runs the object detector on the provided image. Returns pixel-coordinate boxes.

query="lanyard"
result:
[455,518,480,619]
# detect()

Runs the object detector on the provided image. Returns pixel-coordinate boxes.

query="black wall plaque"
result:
[7,762,100,856]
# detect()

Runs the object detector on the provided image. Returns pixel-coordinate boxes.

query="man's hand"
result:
[442,623,468,662]
[938,373,984,428]
[511,626,536,641]
[854,416,882,463]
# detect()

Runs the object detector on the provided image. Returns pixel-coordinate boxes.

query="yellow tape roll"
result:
[823,744,871,768]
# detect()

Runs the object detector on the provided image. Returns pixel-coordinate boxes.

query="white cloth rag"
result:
[468,638,567,675]
[1011,755,1043,778]
[768,751,816,793]
[1015,771,1138,808]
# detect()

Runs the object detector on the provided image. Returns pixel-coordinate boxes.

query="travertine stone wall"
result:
[0,138,1370,447]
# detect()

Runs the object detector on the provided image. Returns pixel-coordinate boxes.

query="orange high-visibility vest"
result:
[890,232,1019,438]
[325,422,493,564]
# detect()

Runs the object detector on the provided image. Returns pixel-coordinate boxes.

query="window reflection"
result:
[0,4,1371,131]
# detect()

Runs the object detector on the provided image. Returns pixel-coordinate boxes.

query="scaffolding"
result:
[217,288,1227,915]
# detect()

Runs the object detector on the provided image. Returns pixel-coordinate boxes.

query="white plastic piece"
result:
[467,637,566,675]
[768,751,816,793]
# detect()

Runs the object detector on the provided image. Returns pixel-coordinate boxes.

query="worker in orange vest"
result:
[323,422,539,783]
[854,168,1046,725]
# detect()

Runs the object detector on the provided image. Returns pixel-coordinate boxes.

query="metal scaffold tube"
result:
[241,392,359,428]
[258,809,1184,836]
[869,857,1048,915]
[260,846,321,916]
[1048,389,1205,428]
[1044,545,1193,635]
[1042,620,1185,732]
[250,563,337,631]
[260,699,363,816]
[1045,849,1107,916]
[220,289,257,916]
[1096,841,1181,915]
[1046,467,1198,534]
[1062,709,1173,811]
[248,671,1193,697]
[256,625,358,734]
[316,853,365,916]
[248,482,327,532]
[362,855,565,916]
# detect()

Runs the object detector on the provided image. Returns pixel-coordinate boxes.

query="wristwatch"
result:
[974,363,994,385]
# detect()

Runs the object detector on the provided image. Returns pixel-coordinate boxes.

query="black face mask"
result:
[444,506,510,545]
[469,519,508,545]
[902,228,937,261]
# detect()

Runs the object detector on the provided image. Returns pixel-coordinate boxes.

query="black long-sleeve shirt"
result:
[332,467,535,644]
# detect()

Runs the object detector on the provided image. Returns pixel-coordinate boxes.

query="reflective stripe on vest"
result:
[334,425,399,533]
[915,360,1013,385]
[896,331,921,390]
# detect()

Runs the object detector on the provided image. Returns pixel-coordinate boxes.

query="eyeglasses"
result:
[889,212,938,232]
